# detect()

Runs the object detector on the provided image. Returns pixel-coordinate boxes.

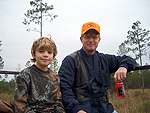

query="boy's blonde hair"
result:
[31,37,58,63]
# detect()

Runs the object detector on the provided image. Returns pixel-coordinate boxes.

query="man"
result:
[58,22,137,113]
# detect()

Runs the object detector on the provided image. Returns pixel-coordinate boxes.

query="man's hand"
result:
[77,110,86,113]
[114,67,127,82]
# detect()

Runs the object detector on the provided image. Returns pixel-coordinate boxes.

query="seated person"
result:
[14,37,65,113]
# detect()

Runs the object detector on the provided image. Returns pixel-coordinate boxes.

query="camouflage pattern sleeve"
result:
[14,69,34,113]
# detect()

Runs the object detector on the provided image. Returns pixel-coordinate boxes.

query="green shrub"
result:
[142,100,150,112]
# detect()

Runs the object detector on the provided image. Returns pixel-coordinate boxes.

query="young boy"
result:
[14,37,65,113]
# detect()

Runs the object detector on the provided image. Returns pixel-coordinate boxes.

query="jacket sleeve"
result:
[14,71,34,113]
[104,54,137,73]
[58,56,82,113]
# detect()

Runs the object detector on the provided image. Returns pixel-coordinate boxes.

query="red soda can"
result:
[115,81,126,98]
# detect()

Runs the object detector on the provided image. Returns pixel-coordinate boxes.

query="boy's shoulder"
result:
[48,69,57,75]
[47,69,59,81]
[19,65,33,75]
[16,66,32,83]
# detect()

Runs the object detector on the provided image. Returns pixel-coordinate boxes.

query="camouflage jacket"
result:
[14,65,65,113]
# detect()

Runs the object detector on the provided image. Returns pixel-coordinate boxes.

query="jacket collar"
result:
[79,48,98,58]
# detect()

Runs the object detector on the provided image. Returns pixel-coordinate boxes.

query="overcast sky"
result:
[0,0,150,77]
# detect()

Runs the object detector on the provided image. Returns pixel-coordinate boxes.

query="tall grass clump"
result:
[109,89,150,113]
[0,92,14,104]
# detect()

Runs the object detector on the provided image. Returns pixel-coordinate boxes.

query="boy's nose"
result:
[44,51,48,56]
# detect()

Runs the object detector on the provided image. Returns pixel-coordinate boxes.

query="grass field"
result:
[109,89,150,113]
[0,92,14,105]
[0,89,150,113]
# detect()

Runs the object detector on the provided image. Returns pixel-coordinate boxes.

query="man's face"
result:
[80,29,101,55]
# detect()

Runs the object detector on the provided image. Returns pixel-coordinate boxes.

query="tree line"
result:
[109,68,150,93]
[0,66,150,96]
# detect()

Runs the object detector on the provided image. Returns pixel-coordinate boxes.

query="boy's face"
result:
[32,49,54,71]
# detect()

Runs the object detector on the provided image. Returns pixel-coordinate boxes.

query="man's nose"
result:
[89,36,94,41]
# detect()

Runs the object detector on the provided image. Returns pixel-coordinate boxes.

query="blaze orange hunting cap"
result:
[81,22,100,34]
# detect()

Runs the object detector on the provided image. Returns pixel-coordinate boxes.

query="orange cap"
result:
[81,22,100,35]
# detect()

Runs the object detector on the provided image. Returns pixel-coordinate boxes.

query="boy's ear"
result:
[31,50,35,58]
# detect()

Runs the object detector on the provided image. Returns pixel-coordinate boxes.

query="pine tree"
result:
[0,40,4,69]
[23,0,58,37]
[117,20,150,92]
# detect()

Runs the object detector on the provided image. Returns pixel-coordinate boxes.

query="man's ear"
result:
[99,37,101,41]
[80,37,83,42]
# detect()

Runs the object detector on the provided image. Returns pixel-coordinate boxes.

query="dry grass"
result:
[0,89,150,112]
[0,92,14,104]
[109,89,150,113]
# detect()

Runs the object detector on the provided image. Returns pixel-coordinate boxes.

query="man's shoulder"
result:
[96,51,114,57]
[95,51,105,57]
[68,50,79,58]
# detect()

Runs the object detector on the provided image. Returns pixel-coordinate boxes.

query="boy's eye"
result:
[38,50,44,53]
[48,51,52,54]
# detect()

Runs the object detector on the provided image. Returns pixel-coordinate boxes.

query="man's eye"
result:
[85,35,90,39]
[93,36,97,39]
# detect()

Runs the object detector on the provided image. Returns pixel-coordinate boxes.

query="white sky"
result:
[0,0,150,76]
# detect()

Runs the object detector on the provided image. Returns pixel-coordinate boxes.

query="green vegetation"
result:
[109,89,150,113]
[117,20,150,92]
[0,79,15,104]
[0,79,149,113]
[0,68,150,113]
[0,40,4,70]
[49,58,59,73]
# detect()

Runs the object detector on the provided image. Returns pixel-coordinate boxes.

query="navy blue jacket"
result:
[58,48,137,113]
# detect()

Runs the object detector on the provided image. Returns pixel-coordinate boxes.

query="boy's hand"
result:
[114,67,127,82]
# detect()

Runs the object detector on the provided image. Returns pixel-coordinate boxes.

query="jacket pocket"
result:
[79,100,92,113]
[96,70,110,87]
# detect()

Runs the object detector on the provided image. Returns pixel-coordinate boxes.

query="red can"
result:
[115,81,126,98]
